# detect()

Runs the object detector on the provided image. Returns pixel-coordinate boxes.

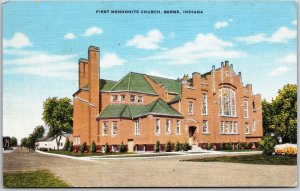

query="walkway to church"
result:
[3,148,297,187]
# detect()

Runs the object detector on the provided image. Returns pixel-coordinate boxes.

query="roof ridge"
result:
[128,72,132,92]
[109,72,130,91]
[148,98,160,112]
[120,104,129,117]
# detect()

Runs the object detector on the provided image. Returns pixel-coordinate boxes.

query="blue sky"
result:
[3,1,297,141]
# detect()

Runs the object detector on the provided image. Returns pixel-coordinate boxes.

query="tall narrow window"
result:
[166,119,171,134]
[102,121,108,135]
[225,122,229,134]
[130,95,136,103]
[245,123,250,134]
[176,120,180,134]
[112,95,118,102]
[234,122,238,134]
[220,121,224,134]
[135,120,140,135]
[188,102,194,115]
[252,100,256,112]
[120,95,125,102]
[229,122,233,134]
[203,120,208,133]
[155,119,160,135]
[202,93,208,115]
[112,121,118,135]
[219,87,236,117]
[218,89,223,115]
[244,100,249,118]
[137,96,143,103]
[253,120,256,132]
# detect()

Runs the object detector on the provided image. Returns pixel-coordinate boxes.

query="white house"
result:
[36,133,70,150]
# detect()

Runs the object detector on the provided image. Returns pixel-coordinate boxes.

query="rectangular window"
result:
[225,122,229,134]
[218,89,223,115]
[188,102,194,115]
[203,120,208,133]
[102,121,108,136]
[112,95,118,102]
[245,123,250,134]
[202,93,208,115]
[135,120,140,135]
[244,100,249,118]
[229,122,233,134]
[234,122,238,134]
[137,96,143,103]
[166,119,171,134]
[130,95,136,103]
[155,119,160,135]
[253,120,256,132]
[176,120,180,134]
[120,95,125,102]
[112,121,118,135]
[220,121,224,134]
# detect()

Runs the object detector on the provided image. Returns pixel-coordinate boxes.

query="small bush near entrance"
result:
[68,141,73,152]
[259,136,276,155]
[63,138,70,150]
[174,141,180,151]
[183,142,189,151]
[80,142,86,153]
[89,141,96,153]
[165,141,171,152]
[104,143,109,153]
[207,142,212,150]
[154,141,160,152]
[119,142,125,153]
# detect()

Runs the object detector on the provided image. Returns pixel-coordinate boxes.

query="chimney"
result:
[182,74,189,81]
[224,60,229,66]
[238,72,242,81]
[212,65,215,71]
[230,64,233,69]
[78,58,88,88]
[192,72,201,88]
[212,65,216,93]
[88,45,100,144]
[221,62,224,67]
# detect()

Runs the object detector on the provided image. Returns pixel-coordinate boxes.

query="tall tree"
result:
[20,137,27,148]
[26,125,45,150]
[42,97,73,150]
[10,137,18,147]
[262,84,297,143]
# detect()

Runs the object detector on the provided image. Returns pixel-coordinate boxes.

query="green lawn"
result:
[3,170,69,188]
[183,154,297,165]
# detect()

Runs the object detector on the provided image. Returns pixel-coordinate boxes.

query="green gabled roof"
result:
[97,98,182,119]
[100,79,117,91]
[108,72,157,95]
[146,75,181,95]
[168,94,181,104]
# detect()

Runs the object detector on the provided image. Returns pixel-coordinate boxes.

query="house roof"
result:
[146,75,181,95]
[100,79,117,91]
[97,98,183,119]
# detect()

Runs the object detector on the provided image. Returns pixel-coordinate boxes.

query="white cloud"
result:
[142,33,244,65]
[64,33,76,40]
[269,66,289,76]
[101,53,127,68]
[214,21,229,30]
[278,53,297,65]
[126,29,164,50]
[83,26,103,37]
[236,26,296,44]
[292,20,297,25]
[4,50,77,78]
[3,32,32,49]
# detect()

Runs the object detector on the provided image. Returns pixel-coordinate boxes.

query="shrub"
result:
[165,141,171,152]
[183,142,189,151]
[89,141,96,153]
[68,141,73,152]
[104,143,109,153]
[224,143,230,150]
[207,142,212,150]
[245,142,251,149]
[119,142,125,153]
[174,141,180,151]
[220,142,225,150]
[259,136,276,155]
[80,142,86,153]
[237,141,241,150]
[63,138,70,150]
[154,141,160,152]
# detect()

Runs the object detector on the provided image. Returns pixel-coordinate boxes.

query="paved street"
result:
[3,148,297,187]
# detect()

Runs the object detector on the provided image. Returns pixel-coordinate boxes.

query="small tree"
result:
[154,141,160,152]
[68,141,73,152]
[90,141,96,153]
[245,142,251,149]
[259,136,276,155]
[63,138,70,150]
[119,142,125,153]
[20,137,27,148]
[10,137,18,147]
[183,142,189,151]
[174,141,180,151]
[80,142,86,153]
[165,141,171,152]
[104,143,109,153]
[237,141,241,150]
[207,142,212,150]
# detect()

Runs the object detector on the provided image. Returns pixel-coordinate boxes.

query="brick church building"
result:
[72,46,263,152]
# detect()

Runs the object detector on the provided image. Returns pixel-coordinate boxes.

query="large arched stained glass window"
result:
[218,87,236,117]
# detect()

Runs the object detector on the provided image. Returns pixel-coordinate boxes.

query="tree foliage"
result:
[22,125,45,150]
[10,137,18,147]
[42,97,73,150]
[262,84,297,143]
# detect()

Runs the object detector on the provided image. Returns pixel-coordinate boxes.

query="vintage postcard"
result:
[2,0,297,188]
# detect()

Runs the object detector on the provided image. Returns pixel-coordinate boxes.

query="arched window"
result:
[218,87,236,117]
